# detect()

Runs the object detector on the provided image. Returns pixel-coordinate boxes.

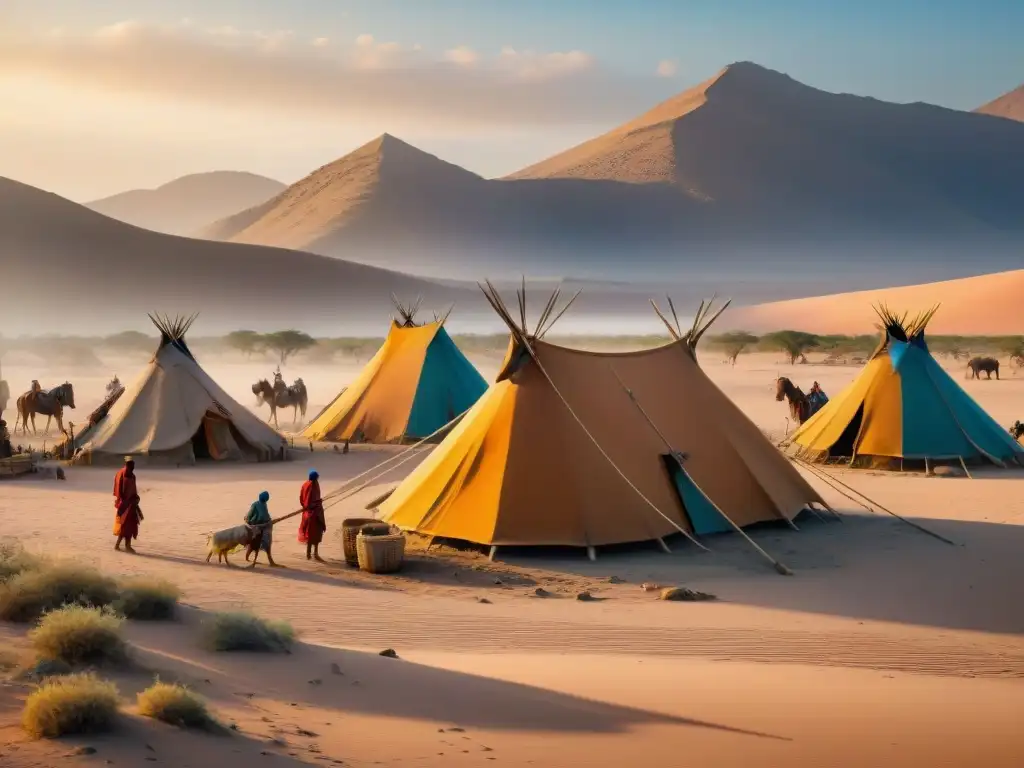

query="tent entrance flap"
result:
[664,455,731,535]
[830,402,865,458]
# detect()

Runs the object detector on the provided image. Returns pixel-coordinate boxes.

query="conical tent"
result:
[74,315,287,465]
[789,306,1024,467]
[380,286,823,553]
[302,300,487,444]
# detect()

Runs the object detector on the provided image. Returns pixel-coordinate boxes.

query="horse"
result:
[14,382,76,436]
[775,376,823,425]
[967,357,1000,380]
[252,377,308,428]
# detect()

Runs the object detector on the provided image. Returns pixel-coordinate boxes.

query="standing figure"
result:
[113,457,143,552]
[298,470,327,562]
[245,490,280,568]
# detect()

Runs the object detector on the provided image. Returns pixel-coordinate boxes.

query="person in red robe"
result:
[113,456,143,552]
[297,469,326,562]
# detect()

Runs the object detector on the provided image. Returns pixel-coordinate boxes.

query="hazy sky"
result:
[2,0,1021,201]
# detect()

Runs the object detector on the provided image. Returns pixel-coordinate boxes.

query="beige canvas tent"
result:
[73,315,288,465]
[380,286,825,560]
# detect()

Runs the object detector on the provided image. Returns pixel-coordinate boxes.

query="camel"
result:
[253,376,308,428]
[967,357,1000,380]
[774,376,825,425]
[14,382,76,436]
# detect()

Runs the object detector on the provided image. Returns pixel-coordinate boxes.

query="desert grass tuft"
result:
[0,541,44,583]
[29,605,127,666]
[0,562,118,622]
[137,681,222,731]
[115,578,181,621]
[21,672,119,738]
[201,611,294,653]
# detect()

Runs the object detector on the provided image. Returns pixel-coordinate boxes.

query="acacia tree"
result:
[762,330,820,365]
[224,330,264,359]
[262,330,316,365]
[708,331,759,366]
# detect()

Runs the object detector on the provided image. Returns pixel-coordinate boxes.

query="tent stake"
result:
[586,546,597,562]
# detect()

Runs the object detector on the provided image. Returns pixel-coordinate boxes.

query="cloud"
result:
[656,59,678,77]
[0,21,670,128]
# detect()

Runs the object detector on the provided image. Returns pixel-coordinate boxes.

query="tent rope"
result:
[609,365,793,575]
[266,407,472,528]
[789,455,957,546]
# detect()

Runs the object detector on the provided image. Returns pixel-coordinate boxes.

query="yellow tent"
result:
[790,306,1024,468]
[302,300,487,444]
[380,286,824,559]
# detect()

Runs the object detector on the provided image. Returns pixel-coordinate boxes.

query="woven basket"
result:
[356,532,406,574]
[342,517,381,566]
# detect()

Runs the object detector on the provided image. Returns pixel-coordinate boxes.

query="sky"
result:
[1,0,1021,201]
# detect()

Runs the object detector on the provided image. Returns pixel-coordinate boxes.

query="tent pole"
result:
[488,546,499,562]
[586,546,597,562]
[924,457,930,475]
[609,365,794,576]
[657,537,672,554]
[959,456,973,479]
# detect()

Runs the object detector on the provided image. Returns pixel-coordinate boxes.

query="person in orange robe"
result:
[297,469,326,562]
[113,456,143,552]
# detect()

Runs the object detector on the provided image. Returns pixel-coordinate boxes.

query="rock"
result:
[493,578,504,585]
[607,576,625,584]
[576,591,595,602]
[931,465,964,478]
[330,662,343,675]
[25,657,73,680]
[71,746,97,756]
[297,728,318,738]
[659,587,717,602]
[379,648,399,659]
[532,587,551,598]
[476,597,492,604]
[641,582,661,592]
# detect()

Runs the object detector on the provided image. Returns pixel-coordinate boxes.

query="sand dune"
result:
[976,83,1024,122]
[728,268,1024,335]
[88,172,285,237]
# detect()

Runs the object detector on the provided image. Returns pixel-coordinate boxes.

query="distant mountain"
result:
[200,63,1024,287]
[727,269,1024,336]
[975,84,1024,123]
[0,176,476,336]
[87,171,286,236]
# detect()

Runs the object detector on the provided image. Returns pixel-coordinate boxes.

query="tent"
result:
[74,315,288,465]
[379,286,824,557]
[302,299,487,444]
[789,306,1024,468]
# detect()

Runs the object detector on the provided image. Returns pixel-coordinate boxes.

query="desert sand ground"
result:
[2,350,1024,766]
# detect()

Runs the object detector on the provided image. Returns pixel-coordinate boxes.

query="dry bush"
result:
[201,611,294,653]
[22,672,119,738]
[0,563,118,622]
[137,681,221,731]
[0,541,44,583]
[29,605,127,666]
[115,578,181,621]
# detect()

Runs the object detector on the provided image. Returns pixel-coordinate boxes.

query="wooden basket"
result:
[356,532,406,574]
[342,518,380,566]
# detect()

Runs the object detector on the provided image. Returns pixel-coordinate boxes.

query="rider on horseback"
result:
[808,381,829,413]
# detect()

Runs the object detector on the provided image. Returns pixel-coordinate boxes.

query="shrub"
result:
[201,611,294,653]
[0,563,118,622]
[0,541,43,583]
[29,605,127,666]
[115,578,181,621]
[22,672,119,738]
[137,681,221,731]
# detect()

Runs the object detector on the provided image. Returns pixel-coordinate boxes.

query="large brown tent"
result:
[380,287,824,559]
